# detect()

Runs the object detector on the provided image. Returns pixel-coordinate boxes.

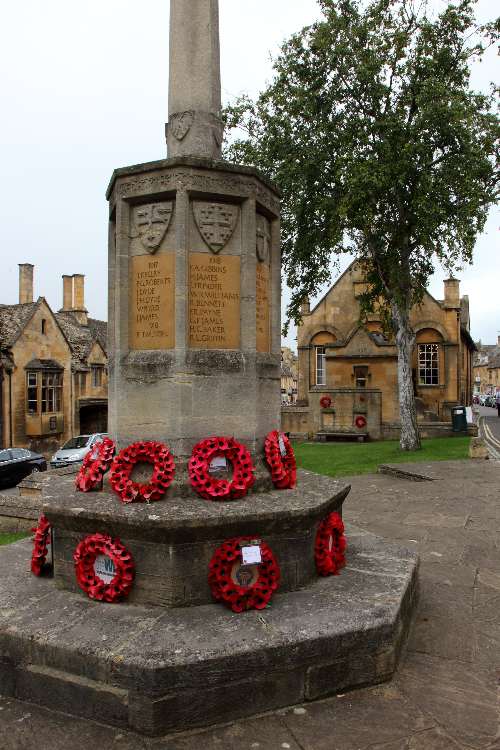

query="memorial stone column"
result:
[106,0,281,492]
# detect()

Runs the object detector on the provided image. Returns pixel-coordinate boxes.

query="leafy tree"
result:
[223,0,499,450]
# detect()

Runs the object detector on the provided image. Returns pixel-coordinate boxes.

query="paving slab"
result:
[0,459,498,749]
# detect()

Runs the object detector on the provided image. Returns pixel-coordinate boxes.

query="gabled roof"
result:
[0,302,39,348]
[55,312,107,370]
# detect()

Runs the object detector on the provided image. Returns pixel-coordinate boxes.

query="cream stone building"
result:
[473,338,500,396]
[282,262,475,439]
[0,264,108,454]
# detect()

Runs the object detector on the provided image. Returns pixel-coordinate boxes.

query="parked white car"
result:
[50,433,109,468]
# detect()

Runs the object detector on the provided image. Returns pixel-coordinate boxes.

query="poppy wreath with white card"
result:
[208,537,280,613]
[188,436,255,501]
[73,533,135,603]
[31,514,52,576]
[264,430,297,489]
[75,437,115,493]
[314,512,347,577]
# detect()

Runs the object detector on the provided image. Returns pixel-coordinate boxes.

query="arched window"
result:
[415,328,443,386]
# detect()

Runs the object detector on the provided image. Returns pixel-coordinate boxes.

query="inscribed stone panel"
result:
[189,253,240,349]
[256,261,271,353]
[129,255,175,350]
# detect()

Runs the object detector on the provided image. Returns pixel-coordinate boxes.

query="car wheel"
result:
[31,466,41,473]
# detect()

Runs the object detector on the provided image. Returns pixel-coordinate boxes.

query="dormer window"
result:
[41,319,47,334]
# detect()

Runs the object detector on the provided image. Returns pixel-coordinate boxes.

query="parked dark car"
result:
[0,448,47,489]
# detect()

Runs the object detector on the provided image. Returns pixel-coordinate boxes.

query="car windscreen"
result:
[62,436,91,450]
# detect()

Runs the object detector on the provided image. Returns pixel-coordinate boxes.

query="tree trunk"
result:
[392,303,421,451]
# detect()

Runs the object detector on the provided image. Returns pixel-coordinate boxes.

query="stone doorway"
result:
[79,401,107,434]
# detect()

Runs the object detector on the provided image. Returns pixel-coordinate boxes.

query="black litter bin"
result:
[451,405,467,432]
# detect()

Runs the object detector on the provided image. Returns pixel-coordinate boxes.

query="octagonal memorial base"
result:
[0,528,418,737]
[41,470,350,608]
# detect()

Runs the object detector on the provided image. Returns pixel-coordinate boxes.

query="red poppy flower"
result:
[314,512,347,576]
[263,431,297,490]
[73,533,135,603]
[109,441,175,504]
[188,437,255,501]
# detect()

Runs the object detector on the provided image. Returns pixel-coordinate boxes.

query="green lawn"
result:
[0,532,30,546]
[294,436,471,477]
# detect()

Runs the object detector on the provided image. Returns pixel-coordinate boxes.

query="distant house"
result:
[473,339,500,395]
[283,261,475,440]
[0,264,107,454]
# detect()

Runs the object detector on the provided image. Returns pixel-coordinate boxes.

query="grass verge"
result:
[293,436,471,477]
[0,532,30,546]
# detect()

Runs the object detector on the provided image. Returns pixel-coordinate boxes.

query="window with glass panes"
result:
[41,372,63,413]
[91,365,104,388]
[27,373,38,414]
[316,346,326,386]
[418,344,439,385]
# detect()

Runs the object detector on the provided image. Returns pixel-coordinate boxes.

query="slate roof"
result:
[473,343,500,368]
[0,302,39,348]
[55,311,107,370]
[0,299,107,373]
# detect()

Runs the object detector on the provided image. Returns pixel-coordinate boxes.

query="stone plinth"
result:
[0,527,418,736]
[106,157,281,491]
[42,470,349,608]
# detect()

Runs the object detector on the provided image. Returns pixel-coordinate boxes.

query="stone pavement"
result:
[0,459,498,750]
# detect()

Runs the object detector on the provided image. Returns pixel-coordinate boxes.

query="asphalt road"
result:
[477,405,500,458]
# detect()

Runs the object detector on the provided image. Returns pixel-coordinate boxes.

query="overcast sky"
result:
[0,0,498,350]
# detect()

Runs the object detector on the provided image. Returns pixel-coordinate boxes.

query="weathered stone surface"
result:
[167,0,223,159]
[43,469,349,606]
[469,437,490,459]
[0,523,417,736]
[107,157,281,469]
[0,459,498,749]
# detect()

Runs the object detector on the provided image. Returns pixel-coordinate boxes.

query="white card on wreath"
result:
[278,434,287,457]
[241,545,262,565]
[209,456,228,473]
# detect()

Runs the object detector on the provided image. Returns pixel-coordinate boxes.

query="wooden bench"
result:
[315,431,368,443]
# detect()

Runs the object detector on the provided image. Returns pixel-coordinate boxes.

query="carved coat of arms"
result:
[193,202,238,254]
[256,214,271,262]
[133,202,173,253]
[169,110,194,141]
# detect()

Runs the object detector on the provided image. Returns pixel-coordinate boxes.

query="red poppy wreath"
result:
[355,415,367,429]
[264,430,297,489]
[315,512,347,576]
[109,441,175,503]
[75,437,115,492]
[320,395,332,409]
[73,533,135,603]
[208,537,280,612]
[31,514,52,576]
[188,436,255,501]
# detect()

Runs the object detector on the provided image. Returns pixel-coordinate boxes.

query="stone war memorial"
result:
[0,0,418,737]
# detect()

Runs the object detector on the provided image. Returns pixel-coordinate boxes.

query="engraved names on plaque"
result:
[129,254,175,350]
[256,261,271,353]
[189,252,240,349]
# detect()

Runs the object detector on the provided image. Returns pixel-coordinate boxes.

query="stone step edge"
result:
[378,464,436,482]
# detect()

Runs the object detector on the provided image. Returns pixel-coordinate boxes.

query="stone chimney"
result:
[443,278,460,309]
[60,274,88,325]
[62,275,73,311]
[18,263,34,304]
[300,297,311,316]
